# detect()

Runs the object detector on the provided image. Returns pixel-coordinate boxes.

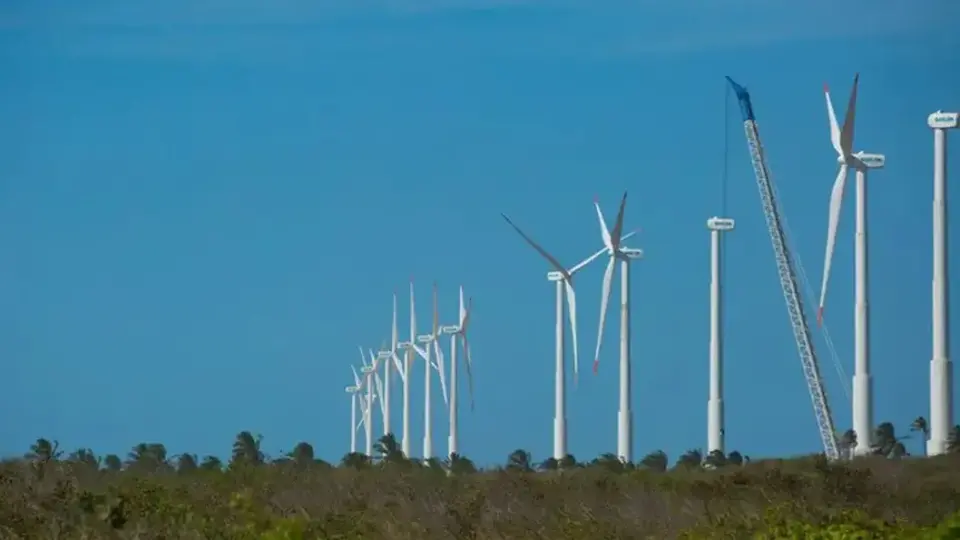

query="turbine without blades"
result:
[592,192,643,464]
[819,73,882,457]
[502,210,637,461]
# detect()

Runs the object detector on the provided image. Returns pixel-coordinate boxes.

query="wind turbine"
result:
[441,286,474,458]
[592,192,643,464]
[358,347,382,457]
[396,280,418,458]
[928,110,958,456]
[707,217,735,456]
[502,213,638,461]
[345,366,363,454]
[377,294,406,439]
[818,74,884,456]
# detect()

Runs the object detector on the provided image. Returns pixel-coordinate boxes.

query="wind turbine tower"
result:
[442,286,474,458]
[592,193,643,464]
[359,356,378,457]
[345,366,362,454]
[818,74,885,456]
[502,213,637,460]
[378,294,406,439]
[707,217,734,454]
[928,110,958,456]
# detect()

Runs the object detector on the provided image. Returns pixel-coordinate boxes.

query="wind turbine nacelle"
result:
[397,341,414,349]
[853,153,885,169]
[929,111,959,129]
[416,334,432,343]
[440,325,460,334]
[546,271,565,281]
[345,385,359,393]
[377,351,392,359]
[360,365,375,374]
[620,247,644,259]
[707,217,735,231]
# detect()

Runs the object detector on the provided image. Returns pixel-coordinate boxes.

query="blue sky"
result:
[2,0,959,466]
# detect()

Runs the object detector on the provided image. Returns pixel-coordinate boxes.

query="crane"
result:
[725,76,841,461]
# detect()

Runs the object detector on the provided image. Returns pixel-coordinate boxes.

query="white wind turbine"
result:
[357,347,383,457]
[396,280,417,457]
[818,74,884,456]
[345,365,363,454]
[928,110,958,456]
[706,217,735,456]
[592,192,643,464]
[378,293,406,441]
[440,286,474,458]
[502,213,638,461]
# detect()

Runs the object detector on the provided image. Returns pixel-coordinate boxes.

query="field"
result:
[4,438,960,539]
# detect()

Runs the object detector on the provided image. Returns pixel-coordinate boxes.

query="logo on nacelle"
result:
[707,217,735,231]
[929,111,959,129]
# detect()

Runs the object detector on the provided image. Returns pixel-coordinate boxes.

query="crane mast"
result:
[726,77,841,461]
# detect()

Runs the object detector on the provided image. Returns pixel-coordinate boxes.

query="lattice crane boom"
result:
[726,77,841,461]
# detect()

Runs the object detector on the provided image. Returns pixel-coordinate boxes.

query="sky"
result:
[2,0,960,466]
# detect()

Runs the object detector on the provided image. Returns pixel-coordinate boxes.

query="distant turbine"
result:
[818,74,884,456]
[592,193,643,464]
[396,280,418,457]
[414,283,447,460]
[928,110,958,456]
[441,287,474,458]
[345,366,363,454]
[502,213,637,460]
[378,294,406,440]
[358,348,380,457]
[707,217,735,456]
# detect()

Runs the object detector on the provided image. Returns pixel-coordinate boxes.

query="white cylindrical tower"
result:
[706,217,734,455]
[553,278,568,460]
[448,333,459,457]
[928,111,957,456]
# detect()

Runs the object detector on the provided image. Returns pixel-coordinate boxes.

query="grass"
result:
[3,451,960,538]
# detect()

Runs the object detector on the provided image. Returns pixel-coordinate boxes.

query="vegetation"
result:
[4,420,960,539]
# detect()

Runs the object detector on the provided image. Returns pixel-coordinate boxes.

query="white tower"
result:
[928,110,958,456]
[706,216,734,455]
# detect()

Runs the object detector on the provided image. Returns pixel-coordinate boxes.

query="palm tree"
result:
[704,449,727,468]
[948,425,960,453]
[103,454,122,472]
[639,450,668,472]
[200,455,223,471]
[446,453,477,475]
[231,431,264,466]
[726,450,745,466]
[340,452,371,469]
[176,454,198,473]
[538,457,559,471]
[287,442,314,466]
[911,416,929,455]
[26,438,61,463]
[591,453,627,473]
[374,434,405,465]
[674,449,702,470]
[839,429,858,460]
[506,449,533,472]
[559,454,578,470]
[872,422,908,459]
[68,448,100,470]
[126,443,169,471]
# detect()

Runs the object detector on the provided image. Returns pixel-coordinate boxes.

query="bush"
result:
[3,449,960,538]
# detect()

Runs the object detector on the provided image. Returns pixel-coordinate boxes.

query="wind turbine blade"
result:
[568,229,639,276]
[818,164,848,326]
[840,73,859,154]
[412,343,429,361]
[461,331,476,411]
[824,84,843,156]
[460,293,471,333]
[391,352,405,384]
[392,291,399,348]
[501,214,571,279]
[432,281,439,336]
[409,278,417,342]
[593,256,616,374]
[433,338,448,405]
[351,365,362,387]
[358,346,368,367]
[609,192,628,253]
[458,286,466,327]
[374,371,386,416]
[563,280,579,386]
[594,198,613,250]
